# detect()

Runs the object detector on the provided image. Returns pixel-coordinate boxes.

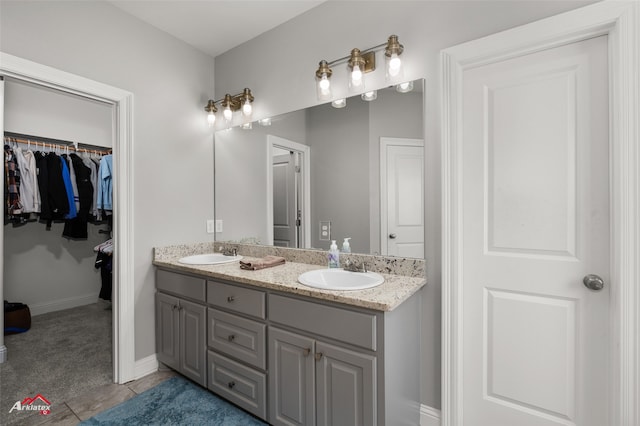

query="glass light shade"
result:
[349,64,365,92]
[207,110,216,126]
[386,53,404,82]
[396,80,414,93]
[361,91,377,101]
[223,105,233,121]
[331,98,346,109]
[259,117,272,126]
[241,122,252,130]
[242,99,252,117]
[317,74,332,101]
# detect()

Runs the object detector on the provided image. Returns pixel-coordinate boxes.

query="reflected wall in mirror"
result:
[214,79,424,258]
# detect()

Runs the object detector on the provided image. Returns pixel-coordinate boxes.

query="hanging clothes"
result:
[60,155,77,220]
[4,145,24,224]
[13,147,40,215]
[37,151,70,229]
[96,154,113,213]
[63,153,94,239]
[94,239,113,301]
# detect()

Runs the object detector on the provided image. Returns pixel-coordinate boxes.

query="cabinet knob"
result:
[172,304,178,311]
[303,348,311,357]
[314,352,323,361]
[227,296,235,303]
[228,381,236,389]
[227,334,236,342]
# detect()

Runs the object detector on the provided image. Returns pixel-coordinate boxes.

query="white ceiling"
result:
[108,0,325,58]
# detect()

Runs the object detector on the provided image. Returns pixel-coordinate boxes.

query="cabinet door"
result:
[156,292,179,370]
[269,327,315,426]
[316,341,376,426]
[179,298,207,386]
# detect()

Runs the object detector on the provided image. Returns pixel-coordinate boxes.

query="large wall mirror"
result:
[214,79,424,258]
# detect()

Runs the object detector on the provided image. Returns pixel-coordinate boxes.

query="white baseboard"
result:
[0,345,7,364]
[30,293,100,316]
[133,353,159,380]
[421,404,442,426]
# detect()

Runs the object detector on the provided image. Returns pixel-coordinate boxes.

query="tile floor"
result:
[13,369,178,425]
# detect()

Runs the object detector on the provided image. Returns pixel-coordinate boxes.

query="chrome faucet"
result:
[343,259,368,273]
[221,248,237,257]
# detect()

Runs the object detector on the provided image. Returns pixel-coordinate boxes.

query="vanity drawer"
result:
[208,308,266,369]
[207,280,266,319]
[207,351,267,420]
[156,270,206,302]
[269,294,377,351]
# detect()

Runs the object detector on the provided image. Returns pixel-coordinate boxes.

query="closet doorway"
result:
[0,52,135,384]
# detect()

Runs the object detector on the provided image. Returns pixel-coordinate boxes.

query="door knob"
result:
[389,233,397,239]
[583,274,605,291]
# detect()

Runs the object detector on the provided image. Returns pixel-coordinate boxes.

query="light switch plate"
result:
[206,219,215,233]
[215,220,223,233]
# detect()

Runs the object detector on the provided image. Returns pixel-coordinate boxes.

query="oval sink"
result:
[298,268,384,291]
[178,253,243,265]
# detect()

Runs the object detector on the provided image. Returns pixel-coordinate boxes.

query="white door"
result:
[380,138,424,258]
[461,36,608,425]
[273,152,298,247]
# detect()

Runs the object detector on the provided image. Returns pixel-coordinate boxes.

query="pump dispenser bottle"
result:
[328,240,340,268]
[342,238,351,253]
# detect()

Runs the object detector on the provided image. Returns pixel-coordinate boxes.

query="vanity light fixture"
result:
[204,88,255,126]
[361,90,377,101]
[395,80,414,93]
[315,35,404,101]
[331,98,347,109]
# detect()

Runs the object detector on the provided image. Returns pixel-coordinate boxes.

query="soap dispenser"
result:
[342,237,351,253]
[328,240,340,268]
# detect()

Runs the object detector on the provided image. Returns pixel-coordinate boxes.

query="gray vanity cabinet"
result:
[155,270,207,387]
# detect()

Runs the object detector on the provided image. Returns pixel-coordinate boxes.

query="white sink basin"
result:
[178,253,243,265]
[298,268,384,291]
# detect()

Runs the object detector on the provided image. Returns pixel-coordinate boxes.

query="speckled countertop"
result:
[153,242,426,312]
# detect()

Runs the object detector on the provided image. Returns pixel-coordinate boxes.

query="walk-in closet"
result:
[0,76,115,424]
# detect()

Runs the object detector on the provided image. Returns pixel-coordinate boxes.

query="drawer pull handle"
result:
[314,352,323,361]
[303,348,311,357]
[227,334,236,342]
[227,296,235,303]
[228,381,236,389]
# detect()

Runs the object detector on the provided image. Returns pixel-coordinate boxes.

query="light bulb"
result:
[223,105,233,121]
[319,75,330,94]
[207,111,216,126]
[361,91,377,101]
[388,53,402,77]
[351,64,363,88]
[331,98,346,109]
[242,98,252,117]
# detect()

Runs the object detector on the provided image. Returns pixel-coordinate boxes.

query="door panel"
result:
[273,153,297,248]
[381,139,424,258]
[155,293,179,369]
[462,36,609,425]
[269,327,315,426]
[179,299,206,386]
[315,341,376,426]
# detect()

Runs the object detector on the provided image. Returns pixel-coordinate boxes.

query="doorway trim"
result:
[440,2,639,426]
[0,52,135,383]
[266,135,311,248]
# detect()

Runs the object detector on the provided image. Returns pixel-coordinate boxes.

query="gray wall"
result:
[214,0,598,409]
[3,79,113,315]
[1,0,216,360]
[306,101,370,252]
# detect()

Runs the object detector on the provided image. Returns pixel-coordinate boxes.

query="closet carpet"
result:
[0,302,112,425]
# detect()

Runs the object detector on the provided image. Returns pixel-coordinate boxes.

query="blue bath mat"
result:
[81,376,267,425]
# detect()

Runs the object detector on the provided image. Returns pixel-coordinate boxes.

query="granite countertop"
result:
[153,255,426,312]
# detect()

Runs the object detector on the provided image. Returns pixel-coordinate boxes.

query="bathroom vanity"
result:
[154,243,426,425]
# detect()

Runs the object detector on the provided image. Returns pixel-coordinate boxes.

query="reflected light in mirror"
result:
[331,98,347,108]
[396,80,414,93]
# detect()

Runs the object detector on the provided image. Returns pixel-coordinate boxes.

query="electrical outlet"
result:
[319,221,331,241]
[216,219,223,233]
[206,219,215,233]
